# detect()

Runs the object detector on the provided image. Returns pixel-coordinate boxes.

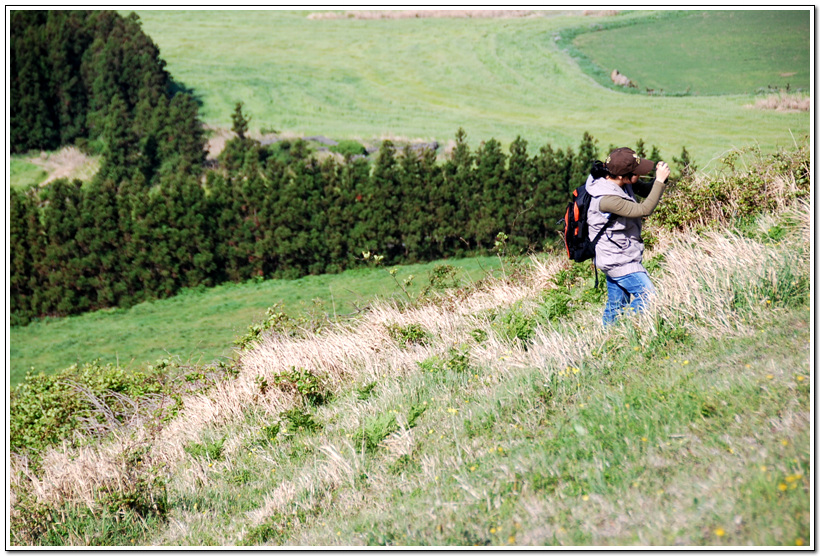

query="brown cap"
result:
[604,147,655,176]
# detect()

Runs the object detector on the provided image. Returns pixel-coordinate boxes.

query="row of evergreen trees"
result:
[11,122,677,325]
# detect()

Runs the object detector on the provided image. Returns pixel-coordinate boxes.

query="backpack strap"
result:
[591,213,618,288]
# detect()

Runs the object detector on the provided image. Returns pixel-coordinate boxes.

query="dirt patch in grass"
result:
[306,10,571,20]
[747,93,809,113]
[27,147,100,186]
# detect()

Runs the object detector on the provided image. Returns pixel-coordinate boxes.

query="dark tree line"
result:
[11,120,674,325]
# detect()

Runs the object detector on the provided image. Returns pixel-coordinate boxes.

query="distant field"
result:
[10,256,503,386]
[132,8,810,169]
[572,10,809,96]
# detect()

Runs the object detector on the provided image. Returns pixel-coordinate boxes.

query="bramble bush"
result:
[9,360,183,461]
[649,142,810,232]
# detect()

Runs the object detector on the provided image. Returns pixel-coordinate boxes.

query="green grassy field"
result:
[10,256,503,386]
[155,305,811,547]
[130,8,809,169]
[571,10,809,96]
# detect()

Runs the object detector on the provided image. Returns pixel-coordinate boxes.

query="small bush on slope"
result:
[10,360,182,458]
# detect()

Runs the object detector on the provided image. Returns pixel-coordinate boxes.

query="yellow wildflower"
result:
[714,528,725,537]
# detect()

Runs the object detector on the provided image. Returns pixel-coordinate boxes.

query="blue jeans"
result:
[603,271,656,325]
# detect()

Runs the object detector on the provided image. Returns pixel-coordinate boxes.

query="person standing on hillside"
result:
[586,147,671,325]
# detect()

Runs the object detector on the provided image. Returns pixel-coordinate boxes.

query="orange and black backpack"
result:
[562,183,616,264]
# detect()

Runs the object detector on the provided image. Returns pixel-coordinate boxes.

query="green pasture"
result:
[571,10,809,96]
[9,256,502,386]
[132,8,810,170]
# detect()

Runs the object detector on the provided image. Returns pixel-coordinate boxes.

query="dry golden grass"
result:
[8,256,548,517]
[306,10,562,21]
[27,146,100,185]
[582,10,620,17]
[748,93,810,112]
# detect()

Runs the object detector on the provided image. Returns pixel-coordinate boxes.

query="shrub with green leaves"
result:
[330,139,367,157]
[357,381,378,401]
[353,412,399,452]
[386,322,431,348]
[649,143,810,232]
[426,264,460,291]
[497,304,538,347]
[418,346,472,374]
[235,303,299,351]
[280,408,322,435]
[9,361,181,460]
[273,367,331,406]
[538,289,572,321]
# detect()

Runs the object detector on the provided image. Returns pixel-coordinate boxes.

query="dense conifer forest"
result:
[10,10,675,325]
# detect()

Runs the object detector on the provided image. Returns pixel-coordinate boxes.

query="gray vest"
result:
[586,177,646,278]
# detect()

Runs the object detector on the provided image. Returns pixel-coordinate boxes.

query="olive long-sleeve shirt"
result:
[598,179,667,218]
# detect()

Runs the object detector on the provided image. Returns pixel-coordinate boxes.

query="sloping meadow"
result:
[9,143,811,546]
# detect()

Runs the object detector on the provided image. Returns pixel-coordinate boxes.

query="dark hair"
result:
[590,160,609,179]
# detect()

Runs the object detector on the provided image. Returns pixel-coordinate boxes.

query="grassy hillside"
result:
[10,256,503,387]
[9,143,811,547]
[131,9,809,169]
[571,10,809,96]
